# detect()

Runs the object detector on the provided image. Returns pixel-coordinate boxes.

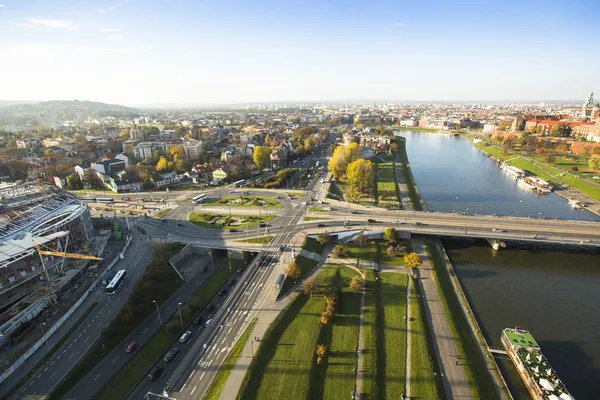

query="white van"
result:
[179,330,192,343]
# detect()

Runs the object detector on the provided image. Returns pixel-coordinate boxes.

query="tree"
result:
[84,168,103,189]
[498,120,512,131]
[302,276,318,297]
[169,145,185,158]
[66,174,83,190]
[332,245,350,258]
[285,262,301,280]
[253,145,271,170]
[156,156,169,171]
[349,275,365,292]
[404,252,422,268]
[346,159,373,193]
[387,245,397,258]
[383,228,398,242]
[590,154,600,170]
[316,232,331,245]
[355,232,368,248]
[346,186,363,202]
[328,143,361,179]
[315,344,327,364]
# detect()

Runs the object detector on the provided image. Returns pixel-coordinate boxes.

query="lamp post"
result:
[227,252,232,272]
[41,322,51,351]
[177,302,184,328]
[535,213,542,238]
[153,300,162,325]
[250,339,255,358]
[209,252,215,272]
[464,208,469,234]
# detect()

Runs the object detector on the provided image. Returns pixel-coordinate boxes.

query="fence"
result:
[0,233,132,386]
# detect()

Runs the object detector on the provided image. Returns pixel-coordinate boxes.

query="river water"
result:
[396,131,600,399]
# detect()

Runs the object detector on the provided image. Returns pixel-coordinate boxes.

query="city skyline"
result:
[1,0,599,105]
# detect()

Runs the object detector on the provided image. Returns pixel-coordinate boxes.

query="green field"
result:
[345,239,408,266]
[362,270,379,399]
[238,265,362,400]
[189,212,275,229]
[375,161,398,202]
[203,319,258,400]
[237,236,273,244]
[280,237,326,293]
[92,261,240,400]
[303,216,329,221]
[425,242,497,398]
[153,208,170,219]
[205,196,282,208]
[410,276,445,399]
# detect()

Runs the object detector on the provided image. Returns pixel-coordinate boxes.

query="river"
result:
[396,131,600,399]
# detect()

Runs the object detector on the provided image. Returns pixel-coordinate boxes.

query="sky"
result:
[0,0,599,106]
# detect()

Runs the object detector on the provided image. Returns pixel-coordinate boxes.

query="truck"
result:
[274,274,285,290]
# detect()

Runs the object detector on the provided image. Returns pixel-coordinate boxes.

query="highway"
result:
[6,231,153,400]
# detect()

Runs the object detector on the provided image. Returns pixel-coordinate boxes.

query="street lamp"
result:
[250,339,255,358]
[40,322,51,351]
[153,300,162,325]
[209,252,215,272]
[535,213,542,238]
[177,302,184,328]
[227,252,232,272]
[464,208,469,234]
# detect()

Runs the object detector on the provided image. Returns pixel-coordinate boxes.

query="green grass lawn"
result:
[153,208,170,219]
[362,270,380,399]
[203,318,258,400]
[204,196,282,208]
[308,207,331,213]
[92,261,239,400]
[396,137,424,211]
[425,242,497,398]
[280,237,325,293]
[302,236,326,254]
[410,276,445,399]
[322,266,362,400]
[189,212,275,229]
[303,216,329,221]
[238,267,339,400]
[376,162,397,202]
[345,240,408,266]
[237,236,273,244]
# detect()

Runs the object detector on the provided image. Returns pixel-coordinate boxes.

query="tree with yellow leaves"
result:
[156,156,169,171]
[346,158,372,193]
[404,252,422,268]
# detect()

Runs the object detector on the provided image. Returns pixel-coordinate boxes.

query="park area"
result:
[188,212,275,229]
[204,195,282,208]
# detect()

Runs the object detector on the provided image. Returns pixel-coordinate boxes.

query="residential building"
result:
[240,134,255,143]
[354,114,382,125]
[153,172,182,189]
[483,124,497,134]
[182,140,204,159]
[133,142,167,160]
[53,176,67,189]
[122,139,139,155]
[115,153,130,167]
[129,129,146,140]
[240,144,255,158]
[16,139,37,149]
[91,159,126,175]
[399,119,418,127]
[42,138,62,148]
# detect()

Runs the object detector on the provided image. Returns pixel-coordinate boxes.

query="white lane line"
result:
[97,322,102,328]
[190,386,197,395]
[68,353,75,360]
[84,336,90,343]
[56,355,61,360]
[143,328,148,334]
[94,373,101,382]
[112,356,119,363]
[199,372,206,381]
[44,367,48,372]
[37,374,42,378]
[50,361,55,366]
[50,371,57,379]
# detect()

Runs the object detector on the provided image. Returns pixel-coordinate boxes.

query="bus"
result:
[232,180,246,188]
[192,194,207,204]
[105,269,127,294]
[96,198,114,204]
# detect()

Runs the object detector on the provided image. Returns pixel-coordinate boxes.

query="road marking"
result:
[94,373,101,382]
[84,336,89,343]
[191,386,197,395]
[112,356,119,363]
[68,353,75,360]
[83,329,86,333]
[200,372,206,381]
[50,371,57,379]
[44,367,48,372]
[37,374,42,378]
[143,328,148,334]
[97,322,102,328]
[63,350,67,353]
[57,355,61,360]
[50,361,55,366]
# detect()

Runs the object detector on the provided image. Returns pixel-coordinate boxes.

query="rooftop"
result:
[504,328,539,349]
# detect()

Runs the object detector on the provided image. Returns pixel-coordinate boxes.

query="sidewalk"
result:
[410,236,473,399]
[395,148,414,211]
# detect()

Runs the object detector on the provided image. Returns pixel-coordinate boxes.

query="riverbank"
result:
[471,139,600,217]
[396,137,426,211]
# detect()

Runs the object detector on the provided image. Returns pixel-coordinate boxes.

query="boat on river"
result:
[502,327,574,400]
[519,177,553,193]
[501,163,525,178]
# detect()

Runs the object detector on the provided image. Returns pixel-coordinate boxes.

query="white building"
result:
[182,140,203,159]
[400,119,418,127]
[154,172,182,189]
[483,124,497,134]
[133,142,167,160]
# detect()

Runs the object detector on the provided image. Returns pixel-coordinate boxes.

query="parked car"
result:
[200,267,207,274]
[218,289,228,296]
[229,279,237,286]
[179,330,192,343]
[193,316,204,325]
[164,348,180,363]
[148,366,165,381]
[206,304,215,312]
[316,223,326,228]
[126,341,137,353]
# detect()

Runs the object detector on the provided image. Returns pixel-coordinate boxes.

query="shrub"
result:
[332,244,350,258]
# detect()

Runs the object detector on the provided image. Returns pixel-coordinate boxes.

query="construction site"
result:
[0,183,128,374]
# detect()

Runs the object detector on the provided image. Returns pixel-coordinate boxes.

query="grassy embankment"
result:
[153,208,170,219]
[188,212,275,229]
[375,158,401,209]
[92,259,241,400]
[473,140,600,201]
[202,318,258,400]
[237,235,273,244]
[280,236,325,293]
[303,216,330,221]
[396,137,425,211]
[344,239,408,267]
[409,276,445,399]
[237,265,362,400]
[424,241,497,398]
[361,271,409,399]
[204,196,282,208]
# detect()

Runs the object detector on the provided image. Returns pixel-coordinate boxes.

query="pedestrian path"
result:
[395,150,414,211]
[405,279,412,398]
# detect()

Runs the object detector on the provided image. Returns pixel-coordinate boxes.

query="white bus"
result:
[192,194,207,204]
[96,197,114,204]
[105,269,127,294]
[232,180,246,188]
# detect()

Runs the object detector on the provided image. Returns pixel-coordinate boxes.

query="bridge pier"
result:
[486,238,506,250]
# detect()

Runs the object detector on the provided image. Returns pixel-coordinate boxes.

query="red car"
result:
[126,341,137,353]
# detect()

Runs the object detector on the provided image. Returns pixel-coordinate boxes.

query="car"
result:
[279,246,286,252]
[236,267,243,274]
[242,192,250,196]
[367,219,376,223]
[229,228,239,233]
[276,195,283,199]
[193,316,204,325]
[200,267,207,274]
[179,330,192,343]
[300,201,307,205]
[205,319,214,326]
[492,228,504,232]
[316,223,326,228]
[206,304,215,312]
[164,348,180,363]
[393,220,405,224]
[350,210,358,214]
[148,366,165,381]
[126,341,137,353]
[162,219,168,223]
[344,221,353,226]
[258,223,268,228]
[228,279,237,286]
[414,222,424,226]
[218,289,228,296]
[177,223,184,227]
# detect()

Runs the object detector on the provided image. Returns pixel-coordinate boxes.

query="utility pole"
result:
[40,323,51,351]
[177,302,184,327]
[153,300,162,325]
[209,252,215,272]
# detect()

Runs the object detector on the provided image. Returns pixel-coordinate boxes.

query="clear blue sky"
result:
[0,0,598,105]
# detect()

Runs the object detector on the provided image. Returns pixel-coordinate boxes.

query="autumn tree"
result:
[332,245,350,258]
[253,145,271,170]
[316,232,331,246]
[346,159,373,193]
[328,143,361,179]
[84,168,103,189]
[302,276,318,297]
[383,228,398,242]
[355,232,368,248]
[349,275,365,292]
[285,262,301,280]
[156,156,169,171]
[590,155,600,170]
[404,252,422,268]
[66,174,83,190]
[316,344,327,364]
[169,145,185,158]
